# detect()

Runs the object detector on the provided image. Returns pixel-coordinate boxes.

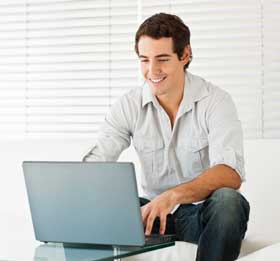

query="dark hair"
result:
[135,13,192,70]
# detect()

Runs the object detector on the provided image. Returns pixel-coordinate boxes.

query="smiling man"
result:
[84,13,250,261]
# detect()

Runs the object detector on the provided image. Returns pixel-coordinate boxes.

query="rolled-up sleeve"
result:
[83,95,133,162]
[207,92,245,181]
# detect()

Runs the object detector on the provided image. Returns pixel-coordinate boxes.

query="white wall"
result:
[241,140,280,244]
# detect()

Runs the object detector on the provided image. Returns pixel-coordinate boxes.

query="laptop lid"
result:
[23,161,145,246]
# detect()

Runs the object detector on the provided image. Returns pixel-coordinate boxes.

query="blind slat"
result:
[0,1,279,138]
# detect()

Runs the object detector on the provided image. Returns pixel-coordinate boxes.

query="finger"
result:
[159,214,167,235]
[141,205,150,225]
[145,213,156,236]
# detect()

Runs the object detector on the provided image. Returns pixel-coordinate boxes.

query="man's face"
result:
[137,36,188,99]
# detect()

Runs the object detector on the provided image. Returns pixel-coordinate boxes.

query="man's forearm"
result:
[169,164,242,205]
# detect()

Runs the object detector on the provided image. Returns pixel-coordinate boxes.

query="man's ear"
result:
[180,45,192,65]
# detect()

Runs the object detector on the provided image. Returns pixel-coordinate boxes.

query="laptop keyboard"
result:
[145,234,176,246]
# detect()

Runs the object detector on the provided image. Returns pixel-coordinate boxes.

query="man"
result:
[83,13,250,261]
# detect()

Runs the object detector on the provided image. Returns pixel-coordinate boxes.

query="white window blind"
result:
[25,0,138,138]
[0,1,26,137]
[263,0,280,138]
[0,0,279,139]
[0,0,138,139]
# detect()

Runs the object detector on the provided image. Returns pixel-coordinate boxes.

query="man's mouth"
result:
[149,76,167,84]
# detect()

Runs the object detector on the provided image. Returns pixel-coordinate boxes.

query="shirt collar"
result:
[179,71,209,114]
[142,71,209,111]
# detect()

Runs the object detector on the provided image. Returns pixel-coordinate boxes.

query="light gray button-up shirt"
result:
[83,72,245,200]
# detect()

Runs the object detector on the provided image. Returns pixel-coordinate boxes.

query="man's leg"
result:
[174,188,250,261]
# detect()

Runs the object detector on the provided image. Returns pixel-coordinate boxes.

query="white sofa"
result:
[120,139,280,260]
[0,139,279,260]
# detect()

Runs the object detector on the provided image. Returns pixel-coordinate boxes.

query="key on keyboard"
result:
[145,234,176,246]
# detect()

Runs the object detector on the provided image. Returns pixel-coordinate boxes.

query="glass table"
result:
[0,214,175,261]
[33,242,175,261]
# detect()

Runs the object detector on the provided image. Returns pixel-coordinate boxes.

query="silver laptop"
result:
[23,161,175,247]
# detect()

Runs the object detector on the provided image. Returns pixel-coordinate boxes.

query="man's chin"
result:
[151,89,163,97]
[149,85,165,96]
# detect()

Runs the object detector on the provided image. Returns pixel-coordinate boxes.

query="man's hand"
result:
[141,190,177,236]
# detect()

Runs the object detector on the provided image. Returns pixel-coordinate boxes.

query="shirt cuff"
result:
[211,148,245,182]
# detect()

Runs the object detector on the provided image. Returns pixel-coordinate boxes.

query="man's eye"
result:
[141,60,149,63]
[158,59,169,62]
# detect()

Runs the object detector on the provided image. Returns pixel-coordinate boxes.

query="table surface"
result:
[0,212,175,261]
[34,241,175,261]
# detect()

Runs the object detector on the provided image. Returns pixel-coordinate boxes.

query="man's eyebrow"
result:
[155,54,172,58]
[139,54,172,59]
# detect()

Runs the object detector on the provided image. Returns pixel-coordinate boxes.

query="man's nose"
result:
[149,61,160,74]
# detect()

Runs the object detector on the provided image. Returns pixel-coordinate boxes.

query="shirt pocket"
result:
[133,137,165,176]
[177,137,209,179]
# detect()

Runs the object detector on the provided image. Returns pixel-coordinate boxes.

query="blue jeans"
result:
[140,188,250,261]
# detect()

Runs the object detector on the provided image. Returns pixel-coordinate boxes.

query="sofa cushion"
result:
[238,242,280,260]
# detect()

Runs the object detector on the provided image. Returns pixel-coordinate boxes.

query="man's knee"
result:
[203,188,250,229]
[211,187,243,207]
[211,187,248,207]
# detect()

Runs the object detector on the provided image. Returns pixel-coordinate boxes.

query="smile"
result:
[150,77,167,84]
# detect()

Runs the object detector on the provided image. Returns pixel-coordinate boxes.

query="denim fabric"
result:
[140,188,250,261]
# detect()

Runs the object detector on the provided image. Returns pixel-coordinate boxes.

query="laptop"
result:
[23,161,175,247]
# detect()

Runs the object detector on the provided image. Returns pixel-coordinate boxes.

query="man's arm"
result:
[83,95,134,162]
[172,164,241,204]
[142,164,241,235]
